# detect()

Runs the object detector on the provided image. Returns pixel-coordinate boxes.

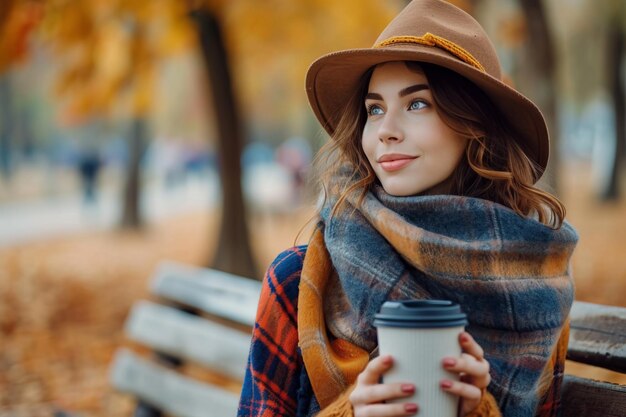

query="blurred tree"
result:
[603,1,626,201]
[0,0,42,179]
[120,14,157,227]
[554,0,626,201]
[516,0,560,194]
[188,3,256,277]
[468,0,559,193]
[0,74,15,180]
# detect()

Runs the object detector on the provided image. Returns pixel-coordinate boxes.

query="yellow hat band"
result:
[374,33,486,73]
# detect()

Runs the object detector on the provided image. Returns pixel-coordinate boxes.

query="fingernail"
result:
[440,380,453,389]
[442,358,456,367]
[382,355,393,365]
[460,333,470,343]
[401,383,415,393]
[404,403,418,413]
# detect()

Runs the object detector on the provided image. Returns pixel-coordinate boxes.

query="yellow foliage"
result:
[31,0,402,126]
[94,22,131,86]
[0,0,43,72]
[156,1,196,55]
[224,0,402,125]
[41,0,93,48]
[40,0,193,124]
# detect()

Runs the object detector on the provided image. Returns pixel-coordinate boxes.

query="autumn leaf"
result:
[0,0,43,71]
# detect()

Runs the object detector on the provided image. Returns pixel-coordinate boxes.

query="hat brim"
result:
[306,45,549,172]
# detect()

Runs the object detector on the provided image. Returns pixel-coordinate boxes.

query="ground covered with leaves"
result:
[1,162,625,417]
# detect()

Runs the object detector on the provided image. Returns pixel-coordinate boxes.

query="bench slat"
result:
[125,301,251,379]
[568,301,626,373]
[561,374,626,417]
[152,262,262,326]
[110,349,240,417]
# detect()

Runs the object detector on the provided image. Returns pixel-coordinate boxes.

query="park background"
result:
[1,0,626,415]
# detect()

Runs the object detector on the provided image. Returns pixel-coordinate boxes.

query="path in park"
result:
[0,174,218,247]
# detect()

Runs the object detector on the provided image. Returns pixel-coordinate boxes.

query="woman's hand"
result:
[440,331,492,416]
[350,355,418,416]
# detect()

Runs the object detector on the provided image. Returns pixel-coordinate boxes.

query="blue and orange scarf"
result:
[239,185,578,416]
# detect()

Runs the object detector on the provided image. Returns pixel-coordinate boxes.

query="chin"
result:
[381,183,424,197]
[380,175,453,197]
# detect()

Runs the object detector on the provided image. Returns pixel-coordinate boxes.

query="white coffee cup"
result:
[374,300,468,417]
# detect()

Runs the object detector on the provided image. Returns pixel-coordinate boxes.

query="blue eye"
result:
[409,100,427,111]
[367,104,384,116]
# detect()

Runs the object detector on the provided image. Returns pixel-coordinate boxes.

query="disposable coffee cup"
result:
[374,300,468,417]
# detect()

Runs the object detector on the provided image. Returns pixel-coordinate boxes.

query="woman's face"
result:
[361,61,468,196]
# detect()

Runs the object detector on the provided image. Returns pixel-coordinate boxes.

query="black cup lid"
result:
[373,299,468,328]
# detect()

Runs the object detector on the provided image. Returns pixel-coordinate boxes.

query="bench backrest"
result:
[110,262,261,417]
[561,301,626,417]
[110,261,626,417]
[567,301,626,373]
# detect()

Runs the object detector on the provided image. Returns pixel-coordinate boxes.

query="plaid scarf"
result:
[238,186,578,417]
[298,185,578,416]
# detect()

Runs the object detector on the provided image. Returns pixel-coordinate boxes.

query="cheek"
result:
[425,124,467,161]
[451,138,469,161]
[361,131,377,162]
[440,140,468,173]
[419,135,467,176]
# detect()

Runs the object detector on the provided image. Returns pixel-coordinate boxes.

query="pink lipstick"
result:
[377,154,418,172]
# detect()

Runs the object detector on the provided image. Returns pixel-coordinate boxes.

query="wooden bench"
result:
[110,262,261,417]
[110,261,626,417]
[562,302,626,416]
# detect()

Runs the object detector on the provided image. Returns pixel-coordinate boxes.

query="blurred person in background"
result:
[77,147,102,204]
[276,136,313,205]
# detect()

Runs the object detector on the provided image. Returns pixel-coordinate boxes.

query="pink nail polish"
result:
[401,383,415,393]
[442,358,456,367]
[404,403,418,413]
[441,380,453,389]
[460,333,470,343]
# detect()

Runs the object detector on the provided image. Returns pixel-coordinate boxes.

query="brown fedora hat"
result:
[306,0,549,173]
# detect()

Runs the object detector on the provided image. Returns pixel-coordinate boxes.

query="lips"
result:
[377,154,418,172]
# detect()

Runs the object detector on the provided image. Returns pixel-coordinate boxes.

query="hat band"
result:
[374,33,486,73]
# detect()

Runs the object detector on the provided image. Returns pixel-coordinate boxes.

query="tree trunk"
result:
[190,8,258,279]
[0,73,14,180]
[603,19,625,201]
[517,0,560,194]
[121,117,147,228]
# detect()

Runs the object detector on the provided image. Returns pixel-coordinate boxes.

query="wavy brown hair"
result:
[313,61,565,229]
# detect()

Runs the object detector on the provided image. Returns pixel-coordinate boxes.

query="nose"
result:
[378,112,404,143]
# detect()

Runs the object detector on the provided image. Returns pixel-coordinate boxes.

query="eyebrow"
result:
[365,83,430,101]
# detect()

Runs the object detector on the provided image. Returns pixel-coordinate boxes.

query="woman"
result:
[238,1,578,416]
